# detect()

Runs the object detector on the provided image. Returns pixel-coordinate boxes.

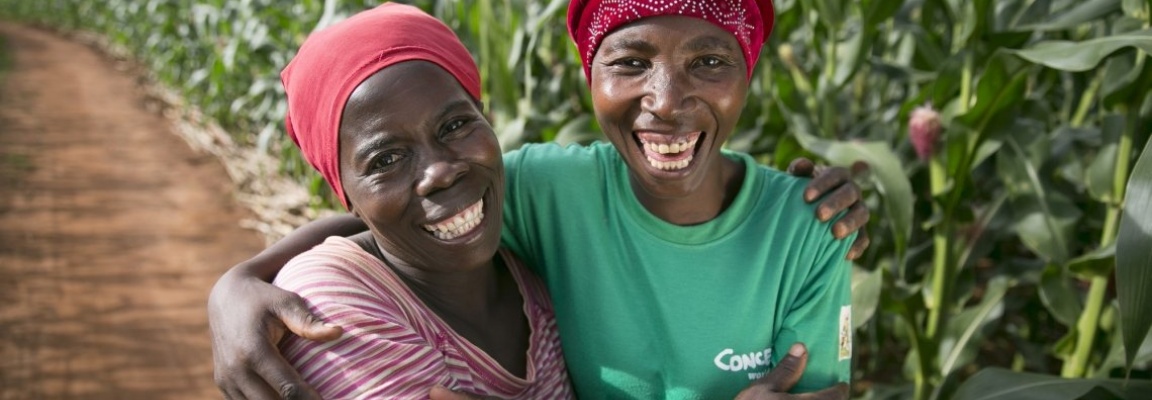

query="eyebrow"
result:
[604,38,658,55]
[430,99,476,130]
[352,134,396,167]
[683,35,737,53]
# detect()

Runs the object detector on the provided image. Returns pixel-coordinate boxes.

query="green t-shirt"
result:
[501,142,853,399]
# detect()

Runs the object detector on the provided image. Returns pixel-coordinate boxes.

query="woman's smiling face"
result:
[338,61,504,272]
[589,15,748,201]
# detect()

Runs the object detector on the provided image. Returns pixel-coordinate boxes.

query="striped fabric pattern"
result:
[274,237,573,400]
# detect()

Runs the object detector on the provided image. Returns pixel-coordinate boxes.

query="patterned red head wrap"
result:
[281,2,481,210]
[567,0,775,82]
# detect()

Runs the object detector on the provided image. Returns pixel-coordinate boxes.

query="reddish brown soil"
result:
[0,24,264,399]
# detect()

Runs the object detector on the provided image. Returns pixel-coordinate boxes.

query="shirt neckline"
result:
[325,237,540,389]
[608,147,763,246]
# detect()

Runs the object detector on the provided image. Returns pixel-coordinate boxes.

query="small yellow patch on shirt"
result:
[838,305,852,361]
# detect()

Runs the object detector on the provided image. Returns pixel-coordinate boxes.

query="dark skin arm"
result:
[208,158,869,400]
[208,214,361,400]
[427,343,847,400]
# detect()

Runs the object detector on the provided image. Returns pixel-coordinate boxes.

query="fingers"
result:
[248,351,324,400]
[787,158,815,177]
[272,293,343,342]
[734,343,810,400]
[766,343,810,391]
[831,202,870,239]
[803,166,851,203]
[850,161,869,178]
[846,227,870,261]
[814,183,861,223]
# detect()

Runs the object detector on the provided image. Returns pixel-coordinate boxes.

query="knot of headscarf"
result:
[281,2,481,210]
[567,0,775,82]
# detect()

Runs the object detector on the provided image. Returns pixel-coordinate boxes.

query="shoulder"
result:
[733,152,852,247]
[727,151,814,213]
[504,141,616,173]
[273,237,413,317]
[274,237,375,288]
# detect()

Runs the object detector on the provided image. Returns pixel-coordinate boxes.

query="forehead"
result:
[338,61,476,144]
[344,61,471,118]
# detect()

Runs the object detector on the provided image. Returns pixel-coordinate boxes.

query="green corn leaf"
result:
[955,55,1028,131]
[1068,243,1117,278]
[952,368,1152,400]
[851,266,883,329]
[1088,144,1121,203]
[1013,0,1122,31]
[1040,263,1085,327]
[1095,320,1152,378]
[1116,136,1152,372]
[1001,137,1081,265]
[861,0,903,27]
[1010,30,1152,72]
[939,277,1010,376]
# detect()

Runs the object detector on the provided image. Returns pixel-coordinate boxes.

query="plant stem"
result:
[919,155,950,400]
[1064,275,1110,377]
[821,28,838,137]
[903,309,931,400]
[1071,76,1102,128]
[926,156,950,340]
[1062,106,1136,377]
[959,53,973,113]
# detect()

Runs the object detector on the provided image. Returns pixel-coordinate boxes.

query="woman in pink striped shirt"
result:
[266,3,572,399]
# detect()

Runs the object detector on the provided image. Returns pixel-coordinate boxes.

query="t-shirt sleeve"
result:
[500,147,540,274]
[274,253,450,399]
[772,228,855,393]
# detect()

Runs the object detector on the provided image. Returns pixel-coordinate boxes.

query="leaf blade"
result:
[1116,136,1152,370]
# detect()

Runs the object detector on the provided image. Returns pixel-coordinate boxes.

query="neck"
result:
[631,156,745,225]
[358,234,504,319]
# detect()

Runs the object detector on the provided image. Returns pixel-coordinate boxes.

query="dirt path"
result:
[0,24,265,399]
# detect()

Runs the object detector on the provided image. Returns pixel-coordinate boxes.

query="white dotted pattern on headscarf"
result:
[583,0,757,67]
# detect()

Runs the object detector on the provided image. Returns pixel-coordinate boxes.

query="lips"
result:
[635,131,702,171]
[422,198,484,240]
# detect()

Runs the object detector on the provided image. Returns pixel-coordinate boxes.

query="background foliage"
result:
[2,0,1151,398]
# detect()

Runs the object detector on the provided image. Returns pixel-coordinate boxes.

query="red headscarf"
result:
[281,2,481,210]
[567,0,775,81]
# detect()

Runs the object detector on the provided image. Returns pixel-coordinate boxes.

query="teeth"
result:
[645,156,694,170]
[643,139,698,155]
[423,199,485,240]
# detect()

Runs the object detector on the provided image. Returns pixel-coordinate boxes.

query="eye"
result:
[608,57,649,70]
[371,152,405,172]
[695,55,733,68]
[441,117,473,139]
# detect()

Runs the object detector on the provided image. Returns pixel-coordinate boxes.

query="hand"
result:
[429,385,499,400]
[787,158,871,260]
[734,343,849,400]
[208,265,343,400]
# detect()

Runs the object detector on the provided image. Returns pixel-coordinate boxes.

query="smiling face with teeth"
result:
[590,16,749,223]
[337,61,504,273]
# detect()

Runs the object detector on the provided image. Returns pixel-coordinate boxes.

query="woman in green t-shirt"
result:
[209,1,868,399]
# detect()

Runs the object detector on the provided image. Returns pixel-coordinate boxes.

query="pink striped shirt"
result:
[274,237,573,400]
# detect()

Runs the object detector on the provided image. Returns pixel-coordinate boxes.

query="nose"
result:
[640,63,693,121]
[415,155,469,197]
